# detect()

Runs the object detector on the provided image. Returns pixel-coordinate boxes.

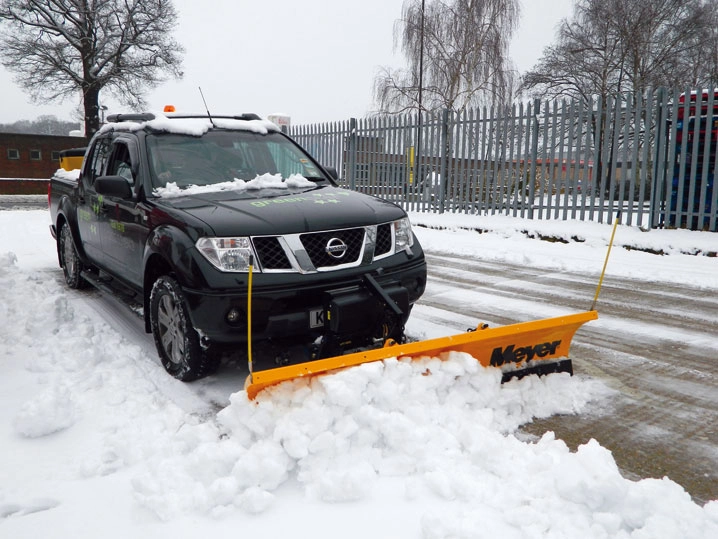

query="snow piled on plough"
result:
[134,352,613,520]
[244,311,597,399]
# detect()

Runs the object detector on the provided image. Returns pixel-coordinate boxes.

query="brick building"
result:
[0,132,86,194]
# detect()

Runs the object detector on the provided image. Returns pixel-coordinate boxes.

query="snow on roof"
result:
[98,111,279,137]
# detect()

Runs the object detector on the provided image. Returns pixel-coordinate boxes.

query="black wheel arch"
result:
[54,213,68,267]
[141,223,214,332]
[148,274,219,381]
[143,253,173,333]
[55,210,88,267]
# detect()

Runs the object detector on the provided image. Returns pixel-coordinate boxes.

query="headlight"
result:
[196,237,259,272]
[393,217,414,251]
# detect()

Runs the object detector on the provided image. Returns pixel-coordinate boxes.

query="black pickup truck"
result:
[49,112,426,381]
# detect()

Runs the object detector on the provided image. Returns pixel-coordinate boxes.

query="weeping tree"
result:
[374,0,520,114]
[0,0,185,136]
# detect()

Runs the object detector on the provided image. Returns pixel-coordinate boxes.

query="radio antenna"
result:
[198,86,216,127]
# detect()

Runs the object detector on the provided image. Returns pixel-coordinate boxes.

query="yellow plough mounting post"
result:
[244,310,598,400]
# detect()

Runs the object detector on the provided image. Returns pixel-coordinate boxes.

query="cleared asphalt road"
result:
[411,252,718,504]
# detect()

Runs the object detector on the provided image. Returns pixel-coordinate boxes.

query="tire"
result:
[149,275,219,381]
[59,222,88,289]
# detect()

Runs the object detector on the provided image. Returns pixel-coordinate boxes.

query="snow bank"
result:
[410,211,718,259]
[126,350,718,537]
[131,354,616,520]
[410,212,718,289]
[2,211,717,539]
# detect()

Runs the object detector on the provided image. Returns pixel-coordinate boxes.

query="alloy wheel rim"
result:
[63,229,75,277]
[157,293,185,365]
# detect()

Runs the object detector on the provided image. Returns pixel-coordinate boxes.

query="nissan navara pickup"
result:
[49,111,426,381]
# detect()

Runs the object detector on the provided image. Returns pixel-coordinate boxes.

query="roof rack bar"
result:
[105,112,262,124]
[167,113,262,121]
[106,113,156,123]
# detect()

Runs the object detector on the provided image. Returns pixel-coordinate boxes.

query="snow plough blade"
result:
[244,310,598,400]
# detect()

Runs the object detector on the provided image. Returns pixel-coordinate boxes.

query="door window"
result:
[107,142,135,185]
[85,137,112,186]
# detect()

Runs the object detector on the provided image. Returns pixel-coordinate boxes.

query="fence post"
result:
[526,100,541,218]
[346,118,358,190]
[650,88,669,229]
[438,109,450,214]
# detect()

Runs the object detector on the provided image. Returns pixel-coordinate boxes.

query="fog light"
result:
[226,308,241,323]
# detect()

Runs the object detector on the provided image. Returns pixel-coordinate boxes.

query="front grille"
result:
[300,228,364,268]
[253,236,292,270]
[251,222,400,273]
[375,223,392,256]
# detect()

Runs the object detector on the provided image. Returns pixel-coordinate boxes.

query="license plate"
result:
[309,308,325,328]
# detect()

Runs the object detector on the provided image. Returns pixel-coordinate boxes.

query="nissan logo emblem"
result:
[325,237,348,259]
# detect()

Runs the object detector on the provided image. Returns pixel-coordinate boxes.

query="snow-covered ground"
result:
[1,209,717,538]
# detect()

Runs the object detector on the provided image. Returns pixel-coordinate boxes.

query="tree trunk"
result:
[83,85,101,137]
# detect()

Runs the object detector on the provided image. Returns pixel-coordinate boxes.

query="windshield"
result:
[146,130,327,189]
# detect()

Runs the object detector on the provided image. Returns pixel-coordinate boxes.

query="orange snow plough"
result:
[244,212,619,400]
[244,310,598,399]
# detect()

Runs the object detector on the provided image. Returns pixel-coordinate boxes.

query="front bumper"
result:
[181,257,427,356]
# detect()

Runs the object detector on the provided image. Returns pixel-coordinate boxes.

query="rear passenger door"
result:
[76,136,110,265]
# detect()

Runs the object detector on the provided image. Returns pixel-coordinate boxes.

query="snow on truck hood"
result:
[152,173,316,198]
[154,182,404,237]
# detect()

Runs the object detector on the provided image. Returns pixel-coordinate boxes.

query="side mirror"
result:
[95,175,133,199]
[325,166,339,180]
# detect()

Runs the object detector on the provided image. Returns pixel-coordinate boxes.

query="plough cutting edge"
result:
[244,310,598,400]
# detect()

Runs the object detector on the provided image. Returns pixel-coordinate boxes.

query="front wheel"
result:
[59,222,87,289]
[149,276,219,381]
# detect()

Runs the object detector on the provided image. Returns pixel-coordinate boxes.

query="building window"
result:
[30,149,42,161]
[51,151,61,161]
[7,148,20,160]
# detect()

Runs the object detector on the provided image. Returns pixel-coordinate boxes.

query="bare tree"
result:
[520,1,622,103]
[0,0,184,136]
[521,0,718,196]
[374,0,520,114]
[521,0,718,101]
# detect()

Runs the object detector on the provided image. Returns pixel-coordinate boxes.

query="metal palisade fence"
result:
[289,88,718,232]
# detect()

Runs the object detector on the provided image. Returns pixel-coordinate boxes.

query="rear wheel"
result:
[59,222,88,289]
[149,275,219,381]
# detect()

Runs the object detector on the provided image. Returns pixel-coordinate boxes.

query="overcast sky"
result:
[0,0,573,127]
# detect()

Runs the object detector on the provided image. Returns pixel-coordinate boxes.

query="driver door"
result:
[97,137,146,286]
